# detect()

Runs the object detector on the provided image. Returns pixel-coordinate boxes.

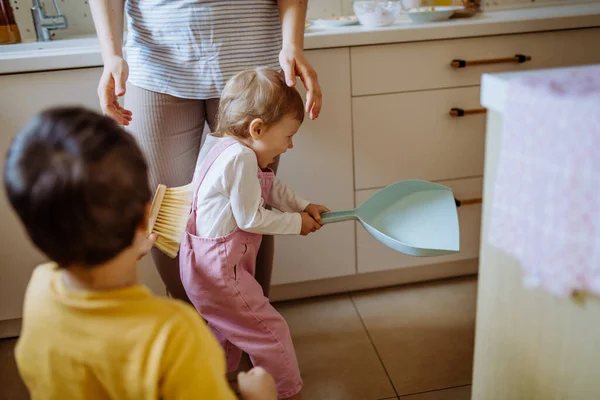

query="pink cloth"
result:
[180,138,302,398]
[488,65,600,297]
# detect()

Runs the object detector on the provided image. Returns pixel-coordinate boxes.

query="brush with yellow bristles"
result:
[147,183,194,258]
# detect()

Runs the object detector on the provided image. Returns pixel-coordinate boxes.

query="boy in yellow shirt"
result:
[3,107,277,400]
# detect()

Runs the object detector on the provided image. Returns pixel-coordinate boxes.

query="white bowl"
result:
[353,1,402,28]
[405,5,463,23]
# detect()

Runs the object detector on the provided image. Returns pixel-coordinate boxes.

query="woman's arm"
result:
[89,0,125,61]
[277,0,322,120]
[89,0,132,125]
[278,0,306,54]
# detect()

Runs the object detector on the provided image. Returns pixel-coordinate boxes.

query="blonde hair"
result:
[214,67,305,138]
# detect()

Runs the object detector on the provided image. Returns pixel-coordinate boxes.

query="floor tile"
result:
[352,277,477,396]
[401,386,471,400]
[276,295,397,400]
[0,338,29,400]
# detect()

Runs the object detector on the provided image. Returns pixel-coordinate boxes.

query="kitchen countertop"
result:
[1,2,600,75]
[480,64,597,114]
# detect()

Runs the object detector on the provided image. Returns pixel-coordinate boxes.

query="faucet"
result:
[31,0,68,41]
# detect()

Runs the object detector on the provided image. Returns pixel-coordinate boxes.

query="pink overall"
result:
[179,138,302,399]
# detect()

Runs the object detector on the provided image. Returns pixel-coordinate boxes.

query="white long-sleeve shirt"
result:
[195,141,310,238]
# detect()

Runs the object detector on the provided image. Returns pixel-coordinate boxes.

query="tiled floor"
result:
[0,276,476,400]
[277,276,477,400]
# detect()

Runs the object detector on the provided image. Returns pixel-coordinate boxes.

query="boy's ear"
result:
[248,118,265,140]
[138,203,151,234]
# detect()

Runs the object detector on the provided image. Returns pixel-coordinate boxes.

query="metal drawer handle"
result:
[451,54,532,69]
[449,107,487,117]
[455,197,482,207]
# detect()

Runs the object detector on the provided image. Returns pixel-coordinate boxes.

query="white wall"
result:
[10,0,589,42]
[10,0,353,42]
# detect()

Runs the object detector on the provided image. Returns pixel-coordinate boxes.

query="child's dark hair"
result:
[3,107,151,267]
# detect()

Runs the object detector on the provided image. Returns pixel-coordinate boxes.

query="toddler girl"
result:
[180,67,328,400]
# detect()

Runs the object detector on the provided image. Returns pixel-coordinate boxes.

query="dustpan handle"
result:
[320,210,358,225]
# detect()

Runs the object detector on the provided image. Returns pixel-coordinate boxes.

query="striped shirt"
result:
[125,0,282,99]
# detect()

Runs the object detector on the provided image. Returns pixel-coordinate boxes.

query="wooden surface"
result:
[471,111,600,399]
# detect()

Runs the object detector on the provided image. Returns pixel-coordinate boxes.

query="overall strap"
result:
[191,137,238,211]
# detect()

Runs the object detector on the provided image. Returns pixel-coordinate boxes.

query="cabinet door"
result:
[356,177,482,274]
[273,48,356,285]
[0,68,164,325]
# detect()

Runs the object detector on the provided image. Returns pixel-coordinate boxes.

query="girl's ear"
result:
[248,118,265,140]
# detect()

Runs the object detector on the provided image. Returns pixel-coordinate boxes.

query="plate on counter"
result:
[312,16,359,27]
[405,5,463,23]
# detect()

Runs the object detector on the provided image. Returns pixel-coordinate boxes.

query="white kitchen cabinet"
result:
[273,48,356,285]
[355,177,482,274]
[353,86,486,190]
[0,68,163,329]
[351,28,600,96]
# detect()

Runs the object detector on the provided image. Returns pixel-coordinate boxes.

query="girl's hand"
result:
[300,212,321,236]
[98,55,133,126]
[279,46,322,120]
[304,203,330,225]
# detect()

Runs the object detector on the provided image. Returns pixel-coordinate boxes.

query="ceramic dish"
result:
[312,15,359,27]
[405,5,463,23]
[353,1,402,27]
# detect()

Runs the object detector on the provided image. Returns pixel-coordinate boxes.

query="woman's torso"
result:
[125,0,282,99]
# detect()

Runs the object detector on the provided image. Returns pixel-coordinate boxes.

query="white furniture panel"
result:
[351,28,600,96]
[353,86,485,190]
[0,68,164,327]
[356,177,482,274]
[273,48,356,285]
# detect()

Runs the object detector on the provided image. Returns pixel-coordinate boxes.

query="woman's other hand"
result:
[279,47,322,120]
[98,56,133,126]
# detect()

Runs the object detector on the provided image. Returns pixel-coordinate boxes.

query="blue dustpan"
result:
[321,180,460,257]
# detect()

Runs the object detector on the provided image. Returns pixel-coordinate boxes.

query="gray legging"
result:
[125,83,277,302]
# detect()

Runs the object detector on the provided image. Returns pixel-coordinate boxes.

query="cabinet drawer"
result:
[351,28,600,96]
[356,177,482,274]
[353,86,485,190]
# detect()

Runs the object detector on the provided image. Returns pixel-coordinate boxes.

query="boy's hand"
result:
[304,203,330,225]
[300,212,321,236]
[238,367,277,400]
[137,233,158,260]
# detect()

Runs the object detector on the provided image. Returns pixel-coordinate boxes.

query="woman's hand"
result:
[98,55,133,126]
[279,47,322,120]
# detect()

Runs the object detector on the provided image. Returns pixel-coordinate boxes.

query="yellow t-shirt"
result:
[15,263,236,400]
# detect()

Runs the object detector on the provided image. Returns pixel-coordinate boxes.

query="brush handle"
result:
[147,184,167,235]
[321,210,358,225]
